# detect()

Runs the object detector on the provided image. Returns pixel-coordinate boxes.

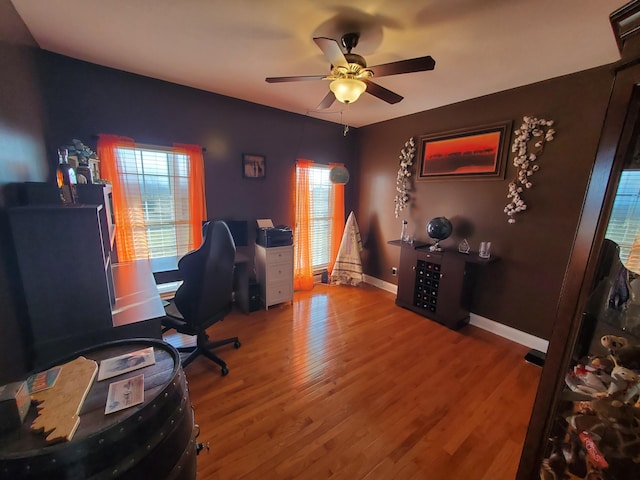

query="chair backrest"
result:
[173,221,236,327]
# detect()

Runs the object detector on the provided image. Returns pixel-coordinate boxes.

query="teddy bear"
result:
[601,335,640,371]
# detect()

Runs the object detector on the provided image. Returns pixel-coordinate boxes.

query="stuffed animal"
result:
[588,355,615,373]
[608,356,640,406]
[569,397,640,462]
[540,436,570,480]
[601,335,629,352]
[565,364,609,397]
[601,335,640,371]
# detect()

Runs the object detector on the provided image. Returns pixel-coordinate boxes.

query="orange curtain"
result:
[329,163,345,275]
[173,144,207,250]
[294,159,314,291]
[97,134,149,262]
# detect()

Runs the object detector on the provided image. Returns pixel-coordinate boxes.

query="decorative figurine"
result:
[458,238,470,254]
[601,335,640,370]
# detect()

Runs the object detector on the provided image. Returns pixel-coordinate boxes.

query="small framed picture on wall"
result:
[242,154,266,179]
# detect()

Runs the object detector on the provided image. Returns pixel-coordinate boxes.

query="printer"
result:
[256,219,293,247]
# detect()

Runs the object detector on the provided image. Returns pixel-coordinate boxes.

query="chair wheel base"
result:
[220,366,229,376]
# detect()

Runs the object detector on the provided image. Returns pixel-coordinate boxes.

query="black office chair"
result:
[162,221,241,376]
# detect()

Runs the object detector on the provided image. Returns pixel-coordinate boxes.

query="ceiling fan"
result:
[265,32,436,109]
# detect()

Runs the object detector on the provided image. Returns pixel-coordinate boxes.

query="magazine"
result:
[27,366,62,393]
[97,347,155,381]
[105,374,144,414]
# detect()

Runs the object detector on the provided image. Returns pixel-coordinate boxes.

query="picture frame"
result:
[417,122,511,181]
[242,153,266,179]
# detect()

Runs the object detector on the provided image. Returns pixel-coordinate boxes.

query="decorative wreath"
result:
[394,137,416,219]
[504,116,556,223]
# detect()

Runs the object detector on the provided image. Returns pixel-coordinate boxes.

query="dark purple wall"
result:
[0,42,48,382]
[356,66,614,339]
[36,53,359,239]
[0,46,618,382]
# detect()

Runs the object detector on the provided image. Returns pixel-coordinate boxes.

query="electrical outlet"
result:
[391,267,398,276]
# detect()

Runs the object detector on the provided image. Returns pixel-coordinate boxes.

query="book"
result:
[97,347,155,381]
[105,374,144,415]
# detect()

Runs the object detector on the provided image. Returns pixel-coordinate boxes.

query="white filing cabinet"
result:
[255,244,294,309]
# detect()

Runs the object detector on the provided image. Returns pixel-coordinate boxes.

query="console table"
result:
[390,240,497,330]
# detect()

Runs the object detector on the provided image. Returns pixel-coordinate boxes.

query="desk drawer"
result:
[265,262,292,283]
[264,246,293,266]
[266,281,292,305]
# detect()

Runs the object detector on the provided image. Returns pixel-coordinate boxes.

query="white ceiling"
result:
[8,0,628,128]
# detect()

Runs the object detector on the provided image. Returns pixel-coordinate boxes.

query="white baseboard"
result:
[363,274,398,294]
[363,275,548,353]
[469,313,548,353]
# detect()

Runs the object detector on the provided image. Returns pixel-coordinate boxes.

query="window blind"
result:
[306,165,332,269]
[115,146,192,259]
[605,170,640,273]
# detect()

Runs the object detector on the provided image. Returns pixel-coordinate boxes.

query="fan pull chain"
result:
[342,109,350,136]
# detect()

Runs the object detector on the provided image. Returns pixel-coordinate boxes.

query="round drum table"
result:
[0,339,196,479]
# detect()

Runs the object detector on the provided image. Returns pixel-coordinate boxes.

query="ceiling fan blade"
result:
[317,91,336,110]
[313,37,348,68]
[369,56,436,78]
[266,75,327,83]
[363,79,403,104]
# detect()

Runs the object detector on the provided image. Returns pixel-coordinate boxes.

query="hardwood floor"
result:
[171,283,541,479]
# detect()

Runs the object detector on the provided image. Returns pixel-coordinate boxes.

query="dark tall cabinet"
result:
[517,3,640,479]
[76,183,115,263]
[9,204,115,366]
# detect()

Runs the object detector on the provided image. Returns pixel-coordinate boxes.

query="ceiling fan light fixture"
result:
[330,78,366,104]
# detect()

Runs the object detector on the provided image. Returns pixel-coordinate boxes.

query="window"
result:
[115,145,192,259]
[298,164,333,270]
[606,170,640,273]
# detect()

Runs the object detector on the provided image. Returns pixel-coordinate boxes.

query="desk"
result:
[111,261,166,331]
[150,253,251,314]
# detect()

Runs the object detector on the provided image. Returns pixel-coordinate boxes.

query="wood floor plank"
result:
[174,283,540,479]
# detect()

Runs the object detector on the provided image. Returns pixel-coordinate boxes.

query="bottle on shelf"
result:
[400,220,409,242]
[56,147,78,204]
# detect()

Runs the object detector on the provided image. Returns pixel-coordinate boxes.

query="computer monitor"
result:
[224,220,249,247]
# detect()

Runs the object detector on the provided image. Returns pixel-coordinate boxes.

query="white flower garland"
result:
[394,137,416,218]
[504,116,556,223]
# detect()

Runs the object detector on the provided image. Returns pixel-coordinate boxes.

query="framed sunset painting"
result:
[418,122,511,180]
